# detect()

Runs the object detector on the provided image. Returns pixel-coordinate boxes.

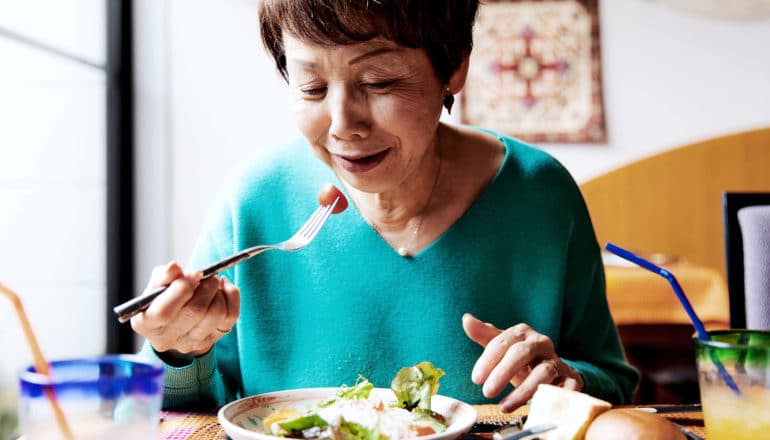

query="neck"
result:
[372,146,443,257]
[348,126,445,227]
[346,138,444,256]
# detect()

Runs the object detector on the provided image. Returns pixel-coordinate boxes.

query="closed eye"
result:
[363,80,397,90]
[301,87,327,96]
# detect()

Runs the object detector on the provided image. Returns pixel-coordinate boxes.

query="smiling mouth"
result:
[335,149,391,173]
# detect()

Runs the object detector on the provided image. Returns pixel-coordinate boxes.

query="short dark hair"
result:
[258,0,479,85]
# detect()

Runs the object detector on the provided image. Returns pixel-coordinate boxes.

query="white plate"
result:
[218,387,477,440]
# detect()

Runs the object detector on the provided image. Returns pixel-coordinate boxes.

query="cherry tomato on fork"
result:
[318,183,348,214]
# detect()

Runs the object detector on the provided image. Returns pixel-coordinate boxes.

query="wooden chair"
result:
[580,127,770,280]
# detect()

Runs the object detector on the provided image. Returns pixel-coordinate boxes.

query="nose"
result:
[327,86,371,141]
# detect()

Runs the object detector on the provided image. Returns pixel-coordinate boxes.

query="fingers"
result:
[462,314,584,413]
[184,282,228,345]
[142,270,204,324]
[130,262,242,357]
[462,313,502,347]
[220,276,240,331]
[147,261,184,289]
[498,360,560,412]
[499,361,585,412]
[132,263,202,334]
[476,326,553,397]
[184,277,239,342]
[176,275,221,329]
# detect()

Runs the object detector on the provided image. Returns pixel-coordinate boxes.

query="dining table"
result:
[603,258,729,328]
[156,403,708,439]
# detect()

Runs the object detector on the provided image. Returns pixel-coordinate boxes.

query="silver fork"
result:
[113,197,340,323]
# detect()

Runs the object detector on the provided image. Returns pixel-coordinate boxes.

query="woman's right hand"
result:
[130,261,240,361]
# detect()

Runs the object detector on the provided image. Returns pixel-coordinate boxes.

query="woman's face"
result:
[283,33,447,194]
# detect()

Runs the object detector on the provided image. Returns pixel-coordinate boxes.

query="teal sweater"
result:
[141,132,639,409]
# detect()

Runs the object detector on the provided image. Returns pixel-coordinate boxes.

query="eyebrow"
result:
[348,46,402,65]
[287,46,402,69]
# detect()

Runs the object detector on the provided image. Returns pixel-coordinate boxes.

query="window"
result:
[0,2,133,427]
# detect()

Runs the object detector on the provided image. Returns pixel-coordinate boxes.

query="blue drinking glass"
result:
[19,355,164,440]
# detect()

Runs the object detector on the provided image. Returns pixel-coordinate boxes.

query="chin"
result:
[337,171,393,196]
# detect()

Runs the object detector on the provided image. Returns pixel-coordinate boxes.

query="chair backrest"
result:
[580,127,770,283]
[722,192,770,328]
[737,205,770,330]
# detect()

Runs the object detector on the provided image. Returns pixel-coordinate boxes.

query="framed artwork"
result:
[461,0,606,143]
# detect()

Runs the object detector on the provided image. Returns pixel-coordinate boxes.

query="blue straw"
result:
[604,242,741,396]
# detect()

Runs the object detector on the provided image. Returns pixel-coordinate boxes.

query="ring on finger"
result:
[216,327,232,334]
[544,361,560,379]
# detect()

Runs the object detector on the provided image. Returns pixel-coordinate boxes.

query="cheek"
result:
[380,83,442,123]
[374,94,441,140]
[291,101,327,141]
[290,102,333,164]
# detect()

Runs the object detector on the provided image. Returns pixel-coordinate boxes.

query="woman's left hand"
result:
[462,313,584,412]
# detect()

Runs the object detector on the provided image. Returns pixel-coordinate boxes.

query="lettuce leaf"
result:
[319,375,374,408]
[278,413,328,432]
[338,376,374,400]
[390,361,445,411]
[338,418,386,440]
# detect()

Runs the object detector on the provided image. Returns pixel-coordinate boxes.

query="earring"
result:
[443,93,455,114]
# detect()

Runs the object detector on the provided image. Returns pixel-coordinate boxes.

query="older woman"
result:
[131,0,638,412]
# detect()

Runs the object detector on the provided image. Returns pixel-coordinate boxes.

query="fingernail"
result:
[471,367,482,384]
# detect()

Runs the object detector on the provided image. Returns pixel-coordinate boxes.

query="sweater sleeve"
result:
[557,184,640,404]
[138,340,227,410]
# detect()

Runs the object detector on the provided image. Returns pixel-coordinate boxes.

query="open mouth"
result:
[334,149,391,173]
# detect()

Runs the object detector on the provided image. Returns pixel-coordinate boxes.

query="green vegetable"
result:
[319,375,374,408]
[391,361,445,411]
[338,418,386,440]
[338,376,375,400]
[278,413,328,432]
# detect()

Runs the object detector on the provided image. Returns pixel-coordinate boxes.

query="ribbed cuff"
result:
[138,341,219,409]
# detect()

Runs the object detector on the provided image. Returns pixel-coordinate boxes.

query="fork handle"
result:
[200,245,269,278]
[113,285,172,323]
[113,246,272,323]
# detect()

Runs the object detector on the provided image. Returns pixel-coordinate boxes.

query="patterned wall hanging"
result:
[461,0,606,143]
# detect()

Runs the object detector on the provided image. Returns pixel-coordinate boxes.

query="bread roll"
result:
[523,384,612,440]
[584,408,686,440]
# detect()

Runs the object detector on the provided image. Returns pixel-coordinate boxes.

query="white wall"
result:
[149,0,770,269]
[164,0,295,268]
[0,0,106,412]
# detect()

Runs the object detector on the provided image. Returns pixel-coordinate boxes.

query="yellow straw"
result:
[1,282,74,440]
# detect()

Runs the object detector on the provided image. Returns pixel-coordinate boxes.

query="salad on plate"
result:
[262,361,449,439]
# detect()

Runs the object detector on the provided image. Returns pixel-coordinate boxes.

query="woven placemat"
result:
[188,422,227,440]
[473,405,707,438]
[473,404,529,425]
[159,412,224,440]
[665,411,706,439]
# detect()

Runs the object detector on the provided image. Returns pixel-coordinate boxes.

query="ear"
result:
[447,55,470,95]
